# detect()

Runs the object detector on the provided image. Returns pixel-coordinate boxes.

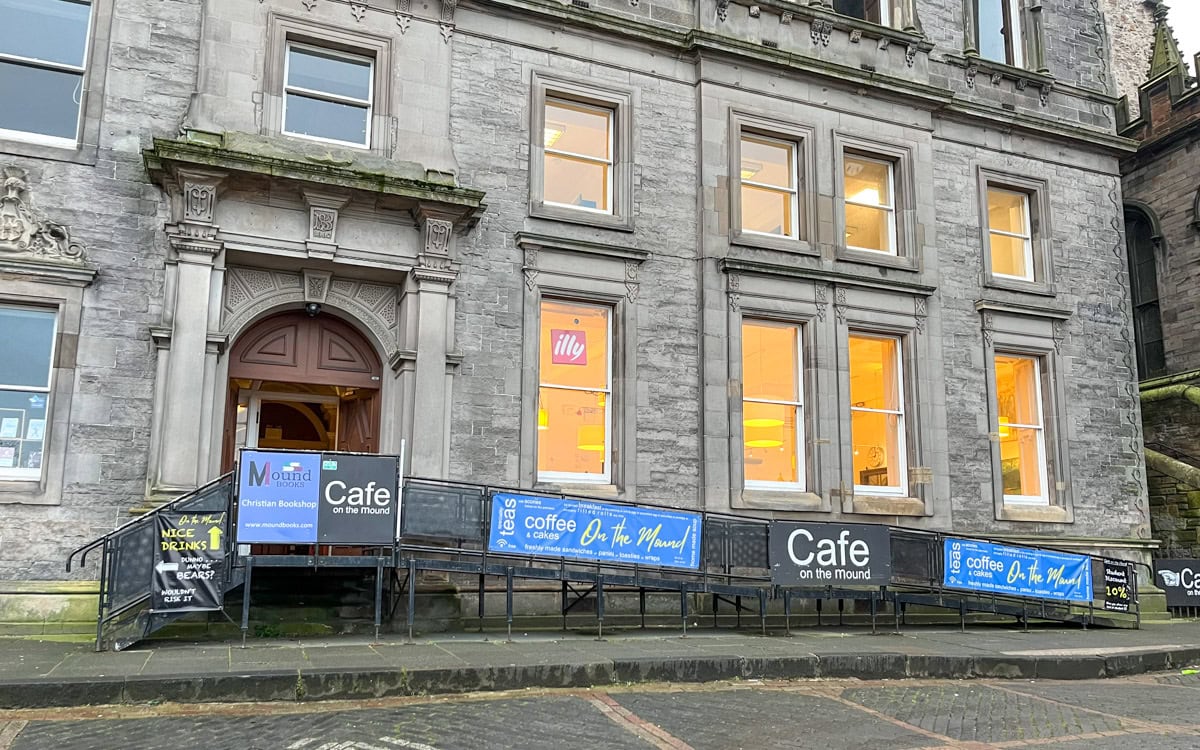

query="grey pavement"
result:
[4,622,1200,709]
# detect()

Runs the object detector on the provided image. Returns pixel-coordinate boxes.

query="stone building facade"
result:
[1117,3,1200,557]
[0,0,1154,623]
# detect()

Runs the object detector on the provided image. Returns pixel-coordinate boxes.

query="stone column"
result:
[962,0,979,56]
[152,169,225,498]
[407,212,458,478]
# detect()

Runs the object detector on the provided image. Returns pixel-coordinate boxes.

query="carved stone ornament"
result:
[1039,82,1052,106]
[302,0,317,10]
[351,2,367,21]
[395,0,412,32]
[849,28,862,43]
[423,217,453,255]
[1016,78,1029,91]
[780,11,793,24]
[905,43,917,67]
[748,5,760,17]
[523,247,538,290]
[310,207,338,242]
[716,0,729,22]
[439,0,456,41]
[0,166,87,262]
[966,63,978,89]
[810,18,833,46]
[990,71,1003,86]
[183,180,217,223]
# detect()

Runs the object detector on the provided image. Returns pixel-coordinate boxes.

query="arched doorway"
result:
[221,310,383,471]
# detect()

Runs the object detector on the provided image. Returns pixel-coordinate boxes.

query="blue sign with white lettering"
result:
[943,538,1092,603]
[236,450,321,544]
[488,492,702,570]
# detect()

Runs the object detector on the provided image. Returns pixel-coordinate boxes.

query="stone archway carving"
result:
[222,266,399,358]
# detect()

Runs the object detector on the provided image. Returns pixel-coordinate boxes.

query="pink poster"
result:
[550,329,587,365]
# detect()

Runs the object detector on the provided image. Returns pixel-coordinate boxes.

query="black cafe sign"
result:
[769,522,892,586]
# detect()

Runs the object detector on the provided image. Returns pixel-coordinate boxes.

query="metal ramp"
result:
[68,474,1142,651]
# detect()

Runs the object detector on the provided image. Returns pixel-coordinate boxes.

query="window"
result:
[537,299,613,483]
[0,0,92,146]
[843,154,897,254]
[849,333,906,495]
[987,187,1033,281]
[742,321,804,490]
[543,98,613,214]
[977,0,1023,67]
[283,43,373,148]
[832,0,890,25]
[0,306,56,481]
[1125,209,1165,378]
[993,353,1047,505]
[530,75,633,230]
[740,135,799,239]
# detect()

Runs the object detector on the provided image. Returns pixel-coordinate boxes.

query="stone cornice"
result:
[466,0,1133,155]
[515,232,649,264]
[144,138,488,225]
[719,257,936,296]
[0,256,96,287]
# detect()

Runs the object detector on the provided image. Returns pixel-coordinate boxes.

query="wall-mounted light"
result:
[538,405,549,431]
[998,416,1010,438]
[577,424,606,451]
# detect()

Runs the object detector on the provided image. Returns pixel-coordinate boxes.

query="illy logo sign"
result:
[551,329,587,365]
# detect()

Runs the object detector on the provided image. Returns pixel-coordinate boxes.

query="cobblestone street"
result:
[4,672,1200,749]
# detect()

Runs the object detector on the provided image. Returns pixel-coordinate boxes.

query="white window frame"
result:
[849,331,907,497]
[843,154,898,256]
[976,0,1024,68]
[0,304,58,482]
[987,187,1035,282]
[742,320,805,492]
[739,134,800,241]
[282,41,374,149]
[542,97,615,217]
[536,299,614,485]
[833,0,892,26]
[0,0,93,149]
[994,352,1049,506]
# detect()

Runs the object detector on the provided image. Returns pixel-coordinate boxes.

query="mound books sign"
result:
[235,449,400,546]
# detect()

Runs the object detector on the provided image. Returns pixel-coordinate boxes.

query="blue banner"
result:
[236,450,321,543]
[943,538,1092,603]
[488,492,702,570]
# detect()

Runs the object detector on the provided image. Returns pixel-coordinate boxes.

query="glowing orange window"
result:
[742,320,804,488]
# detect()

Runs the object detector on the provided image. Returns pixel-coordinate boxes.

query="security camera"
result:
[304,302,322,318]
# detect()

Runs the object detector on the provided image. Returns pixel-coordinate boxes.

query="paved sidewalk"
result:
[2,622,1200,709]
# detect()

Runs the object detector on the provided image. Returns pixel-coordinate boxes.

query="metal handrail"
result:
[66,472,234,572]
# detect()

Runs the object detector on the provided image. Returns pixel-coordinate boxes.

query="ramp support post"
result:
[784,590,792,637]
[680,587,689,638]
[596,575,605,640]
[240,556,253,649]
[758,589,767,636]
[407,557,417,643]
[505,567,514,643]
[373,558,384,642]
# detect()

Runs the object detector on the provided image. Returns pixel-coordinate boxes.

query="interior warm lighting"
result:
[998,415,1010,438]
[743,401,784,428]
[852,187,881,204]
[740,161,762,180]
[745,425,783,449]
[537,406,549,431]
[577,424,606,451]
[544,123,565,149]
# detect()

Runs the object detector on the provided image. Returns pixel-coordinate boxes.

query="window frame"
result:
[729,111,817,254]
[741,319,806,493]
[541,97,615,217]
[980,304,1073,522]
[831,0,892,27]
[985,187,1033,282]
[1123,206,1166,379]
[536,297,615,485]
[843,154,898,256]
[0,0,110,163]
[977,169,1054,295]
[263,14,393,156]
[848,330,909,498]
[834,133,918,271]
[529,72,634,232]
[281,41,374,150]
[976,0,1024,68]
[0,303,58,482]
[992,351,1049,505]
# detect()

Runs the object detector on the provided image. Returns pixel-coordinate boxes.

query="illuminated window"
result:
[977,0,1023,67]
[537,300,612,483]
[0,305,57,481]
[832,0,890,25]
[543,99,613,214]
[0,0,93,146]
[843,154,896,254]
[987,187,1033,281]
[739,135,798,239]
[742,321,804,489]
[283,43,373,148]
[849,333,906,495]
[994,353,1048,505]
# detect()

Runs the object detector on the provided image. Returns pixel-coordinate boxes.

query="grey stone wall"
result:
[1100,0,1155,116]
[0,0,200,579]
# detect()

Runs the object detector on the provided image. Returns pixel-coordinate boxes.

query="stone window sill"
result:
[846,494,925,516]
[734,489,825,512]
[998,503,1071,523]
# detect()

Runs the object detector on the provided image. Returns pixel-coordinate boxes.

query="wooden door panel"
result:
[338,391,380,453]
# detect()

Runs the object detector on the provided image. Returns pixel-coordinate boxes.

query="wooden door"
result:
[338,391,380,453]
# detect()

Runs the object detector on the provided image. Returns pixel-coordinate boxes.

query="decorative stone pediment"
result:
[0,166,88,264]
